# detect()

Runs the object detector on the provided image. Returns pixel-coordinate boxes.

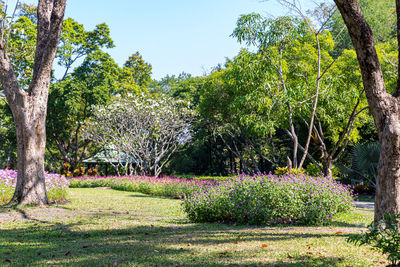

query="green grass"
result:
[0,188,386,266]
[357,195,375,202]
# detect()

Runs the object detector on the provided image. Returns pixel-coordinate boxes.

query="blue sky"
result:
[13,0,316,80]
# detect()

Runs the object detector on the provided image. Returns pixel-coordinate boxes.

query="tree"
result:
[333,0,400,221]
[47,51,119,170]
[232,13,369,175]
[85,94,193,177]
[119,51,152,91]
[0,0,67,205]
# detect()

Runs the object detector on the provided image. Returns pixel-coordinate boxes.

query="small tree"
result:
[85,94,193,177]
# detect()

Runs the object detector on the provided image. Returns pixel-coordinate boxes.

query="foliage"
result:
[348,213,400,266]
[274,167,306,176]
[306,163,322,177]
[68,175,217,198]
[0,170,69,204]
[57,18,114,79]
[353,142,380,186]
[119,51,152,91]
[182,174,354,225]
[338,142,379,188]
[46,50,119,170]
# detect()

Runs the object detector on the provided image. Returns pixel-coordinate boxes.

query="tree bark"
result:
[0,0,67,205]
[334,0,400,221]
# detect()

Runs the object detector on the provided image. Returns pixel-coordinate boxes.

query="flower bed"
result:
[182,174,355,225]
[69,175,218,198]
[0,169,70,204]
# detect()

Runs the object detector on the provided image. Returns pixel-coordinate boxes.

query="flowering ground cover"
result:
[69,175,218,198]
[182,174,355,225]
[0,188,386,266]
[0,169,70,204]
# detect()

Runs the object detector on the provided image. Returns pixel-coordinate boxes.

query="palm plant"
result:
[338,142,379,188]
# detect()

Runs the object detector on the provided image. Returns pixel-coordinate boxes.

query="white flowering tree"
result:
[85,94,193,177]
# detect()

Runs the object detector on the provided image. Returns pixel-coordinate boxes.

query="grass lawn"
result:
[0,188,386,266]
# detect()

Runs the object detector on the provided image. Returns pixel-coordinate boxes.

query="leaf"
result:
[261,244,268,248]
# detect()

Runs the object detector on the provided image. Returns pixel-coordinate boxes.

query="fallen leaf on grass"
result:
[261,244,268,248]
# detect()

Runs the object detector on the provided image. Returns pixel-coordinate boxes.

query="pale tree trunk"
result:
[334,0,400,221]
[0,0,66,205]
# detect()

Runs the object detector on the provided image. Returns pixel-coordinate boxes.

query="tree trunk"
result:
[375,118,400,220]
[11,105,49,205]
[334,0,400,221]
[321,157,332,178]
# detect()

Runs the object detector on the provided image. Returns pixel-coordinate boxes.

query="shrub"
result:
[0,169,70,204]
[182,174,354,225]
[274,167,306,176]
[348,213,400,266]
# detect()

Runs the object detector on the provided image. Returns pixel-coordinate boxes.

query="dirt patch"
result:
[0,207,80,223]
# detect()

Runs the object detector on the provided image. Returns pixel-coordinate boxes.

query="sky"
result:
[11,0,317,80]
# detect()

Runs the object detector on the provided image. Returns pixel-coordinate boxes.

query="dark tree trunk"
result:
[0,0,67,205]
[334,0,400,221]
[321,157,333,178]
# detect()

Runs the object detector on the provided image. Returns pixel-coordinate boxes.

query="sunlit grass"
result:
[0,188,386,266]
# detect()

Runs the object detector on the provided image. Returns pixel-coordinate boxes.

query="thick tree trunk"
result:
[11,107,49,205]
[334,0,400,221]
[374,117,400,220]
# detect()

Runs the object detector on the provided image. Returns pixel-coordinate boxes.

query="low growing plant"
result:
[348,213,400,266]
[182,174,354,225]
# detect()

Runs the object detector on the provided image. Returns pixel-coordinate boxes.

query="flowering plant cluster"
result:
[182,174,355,225]
[0,169,70,204]
[69,175,217,198]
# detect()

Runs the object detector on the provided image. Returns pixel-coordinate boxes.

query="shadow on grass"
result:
[272,255,347,266]
[0,220,358,266]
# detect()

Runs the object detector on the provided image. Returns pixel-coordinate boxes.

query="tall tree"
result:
[334,0,400,221]
[47,51,119,170]
[0,0,67,205]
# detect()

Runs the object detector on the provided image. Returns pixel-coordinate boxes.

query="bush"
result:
[348,213,400,266]
[0,169,70,204]
[274,167,306,176]
[182,174,354,225]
